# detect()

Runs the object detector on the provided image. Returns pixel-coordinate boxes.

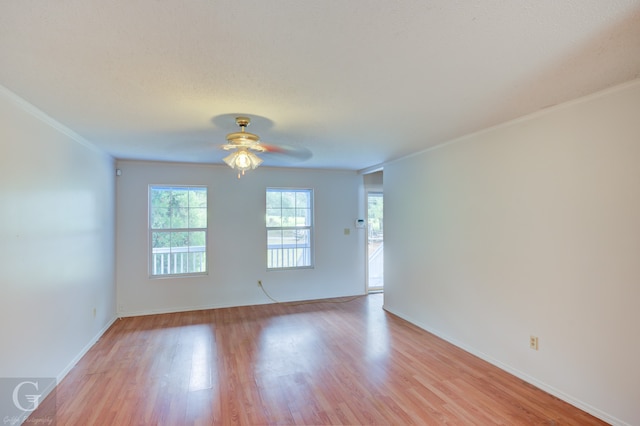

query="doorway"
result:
[367,192,383,291]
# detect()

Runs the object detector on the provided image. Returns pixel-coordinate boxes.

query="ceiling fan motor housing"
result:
[225,116,261,146]
[235,117,251,128]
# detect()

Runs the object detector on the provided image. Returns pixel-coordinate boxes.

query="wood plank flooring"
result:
[31,294,606,425]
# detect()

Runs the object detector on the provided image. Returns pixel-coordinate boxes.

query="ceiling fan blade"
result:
[260,143,312,161]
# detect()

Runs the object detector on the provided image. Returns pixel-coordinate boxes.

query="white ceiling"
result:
[2,1,640,171]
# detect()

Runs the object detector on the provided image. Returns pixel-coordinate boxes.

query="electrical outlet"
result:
[529,335,539,350]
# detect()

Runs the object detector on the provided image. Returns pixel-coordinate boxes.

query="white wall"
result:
[116,161,365,315]
[383,80,640,426]
[0,87,116,382]
[363,170,383,189]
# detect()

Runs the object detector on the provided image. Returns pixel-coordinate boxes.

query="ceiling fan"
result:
[221,116,265,178]
[221,116,311,178]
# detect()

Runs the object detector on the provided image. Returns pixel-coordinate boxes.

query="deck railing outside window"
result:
[152,245,206,275]
[267,244,311,269]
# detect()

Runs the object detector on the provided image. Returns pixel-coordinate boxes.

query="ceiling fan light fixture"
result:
[223,148,263,178]
[221,116,266,178]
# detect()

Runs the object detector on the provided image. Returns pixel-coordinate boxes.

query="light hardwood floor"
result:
[31,294,605,425]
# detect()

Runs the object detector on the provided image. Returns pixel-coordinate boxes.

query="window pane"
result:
[187,251,206,273]
[295,191,309,208]
[282,208,295,226]
[151,231,171,275]
[281,192,295,208]
[294,229,310,246]
[189,207,207,228]
[188,231,206,273]
[295,208,310,226]
[282,229,297,244]
[266,208,282,226]
[171,231,189,249]
[189,189,207,208]
[169,207,186,228]
[189,231,206,247]
[266,190,281,207]
[172,190,188,208]
[151,207,171,229]
[149,185,207,276]
[267,229,283,248]
[151,188,171,208]
[152,231,171,250]
[266,188,313,270]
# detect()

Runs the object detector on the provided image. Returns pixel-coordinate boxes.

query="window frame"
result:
[266,187,315,271]
[148,184,208,278]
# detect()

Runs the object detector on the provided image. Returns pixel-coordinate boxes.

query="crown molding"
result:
[0,84,112,159]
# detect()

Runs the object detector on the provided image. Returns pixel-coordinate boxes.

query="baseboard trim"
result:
[56,316,118,384]
[22,316,118,425]
[117,293,366,318]
[382,304,629,426]
[118,300,273,318]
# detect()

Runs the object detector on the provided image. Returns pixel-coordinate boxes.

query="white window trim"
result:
[148,184,209,278]
[266,187,315,271]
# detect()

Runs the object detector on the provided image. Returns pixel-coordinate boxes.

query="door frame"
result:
[366,190,383,293]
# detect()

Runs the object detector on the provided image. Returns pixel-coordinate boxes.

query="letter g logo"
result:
[12,381,42,412]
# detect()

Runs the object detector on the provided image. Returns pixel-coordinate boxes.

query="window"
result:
[149,186,207,277]
[266,188,313,269]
